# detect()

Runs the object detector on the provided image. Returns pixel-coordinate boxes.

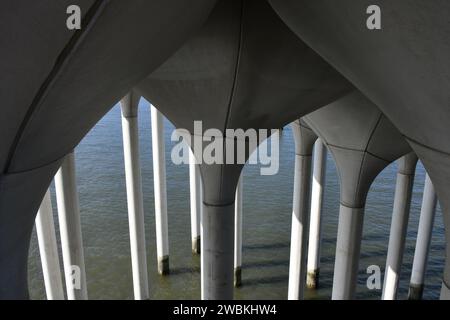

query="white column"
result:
[120,95,149,300]
[288,154,312,300]
[382,153,417,300]
[189,150,202,254]
[306,139,327,289]
[408,173,437,300]
[332,205,365,300]
[234,175,243,287]
[201,202,235,299]
[151,105,170,275]
[55,152,88,300]
[35,189,64,300]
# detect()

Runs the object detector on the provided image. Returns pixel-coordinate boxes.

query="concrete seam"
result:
[4,0,110,173]
[5,154,67,176]
[222,0,245,135]
[339,201,365,210]
[443,278,450,291]
[406,136,450,157]
[353,114,383,206]
[203,200,235,207]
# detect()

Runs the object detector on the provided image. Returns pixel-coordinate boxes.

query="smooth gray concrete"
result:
[332,205,364,300]
[120,93,149,300]
[35,190,64,300]
[189,150,202,255]
[304,91,411,299]
[0,0,217,299]
[137,0,352,300]
[382,153,418,300]
[0,160,61,299]
[268,0,450,298]
[150,105,170,275]
[55,152,88,300]
[306,139,327,289]
[408,174,437,300]
[201,202,235,300]
[288,120,317,300]
[234,175,243,287]
[3,0,448,300]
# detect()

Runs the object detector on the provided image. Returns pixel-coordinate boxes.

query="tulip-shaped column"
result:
[189,150,202,254]
[55,151,88,300]
[306,139,327,289]
[200,161,242,300]
[151,105,170,275]
[288,120,317,299]
[35,190,64,300]
[382,153,418,300]
[234,175,243,287]
[303,91,411,299]
[120,93,149,300]
[408,174,437,300]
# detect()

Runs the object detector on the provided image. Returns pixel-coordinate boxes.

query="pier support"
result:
[408,173,437,300]
[200,159,242,300]
[35,189,64,300]
[234,175,243,287]
[332,205,364,300]
[201,200,236,300]
[151,105,170,275]
[382,153,418,300]
[55,152,88,300]
[306,139,327,289]
[301,91,412,300]
[288,120,317,300]
[120,94,149,300]
[189,150,202,254]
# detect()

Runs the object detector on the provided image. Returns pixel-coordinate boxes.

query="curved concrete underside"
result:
[1,0,448,299]
[136,0,352,202]
[0,0,217,299]
[268,0,450,296]
[304,91,412,208]
[304,91,411,299]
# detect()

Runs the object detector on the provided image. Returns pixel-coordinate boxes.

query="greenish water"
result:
[27,100,445,300]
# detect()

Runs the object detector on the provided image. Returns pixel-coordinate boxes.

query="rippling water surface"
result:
[27,101,445,300]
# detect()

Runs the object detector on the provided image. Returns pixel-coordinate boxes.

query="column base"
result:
[192,236,201,255]
[408,283,424,300]
[306,269,320,289]
[234,267,242,288]
[158,255,170,275]
[441,280,450,300]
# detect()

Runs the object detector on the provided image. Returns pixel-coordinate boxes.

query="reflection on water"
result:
[27,101,445,300]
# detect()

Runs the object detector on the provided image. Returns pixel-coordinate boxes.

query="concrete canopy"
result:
[304,91,412,208]
[136,0,352,203]
[268,0,450,298]
[136,0,353,299]
[0,0,217,299]
[303,90,411,298]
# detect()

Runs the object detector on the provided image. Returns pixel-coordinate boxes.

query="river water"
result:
[27,100,445,300]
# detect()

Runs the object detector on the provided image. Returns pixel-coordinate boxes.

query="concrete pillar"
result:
[199,154,241,299]
[408,173,437,300]
[55,152,88,300]
[382,153,418,300]
[189,150,202,254]
[120,94,149,300]
[306,139,327,289]
[234,175,243,287]
[288,120,316,300]
[201,202,235,300]
[35,189,64,300]
[332,205,365,300]
[151,105,170,275]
